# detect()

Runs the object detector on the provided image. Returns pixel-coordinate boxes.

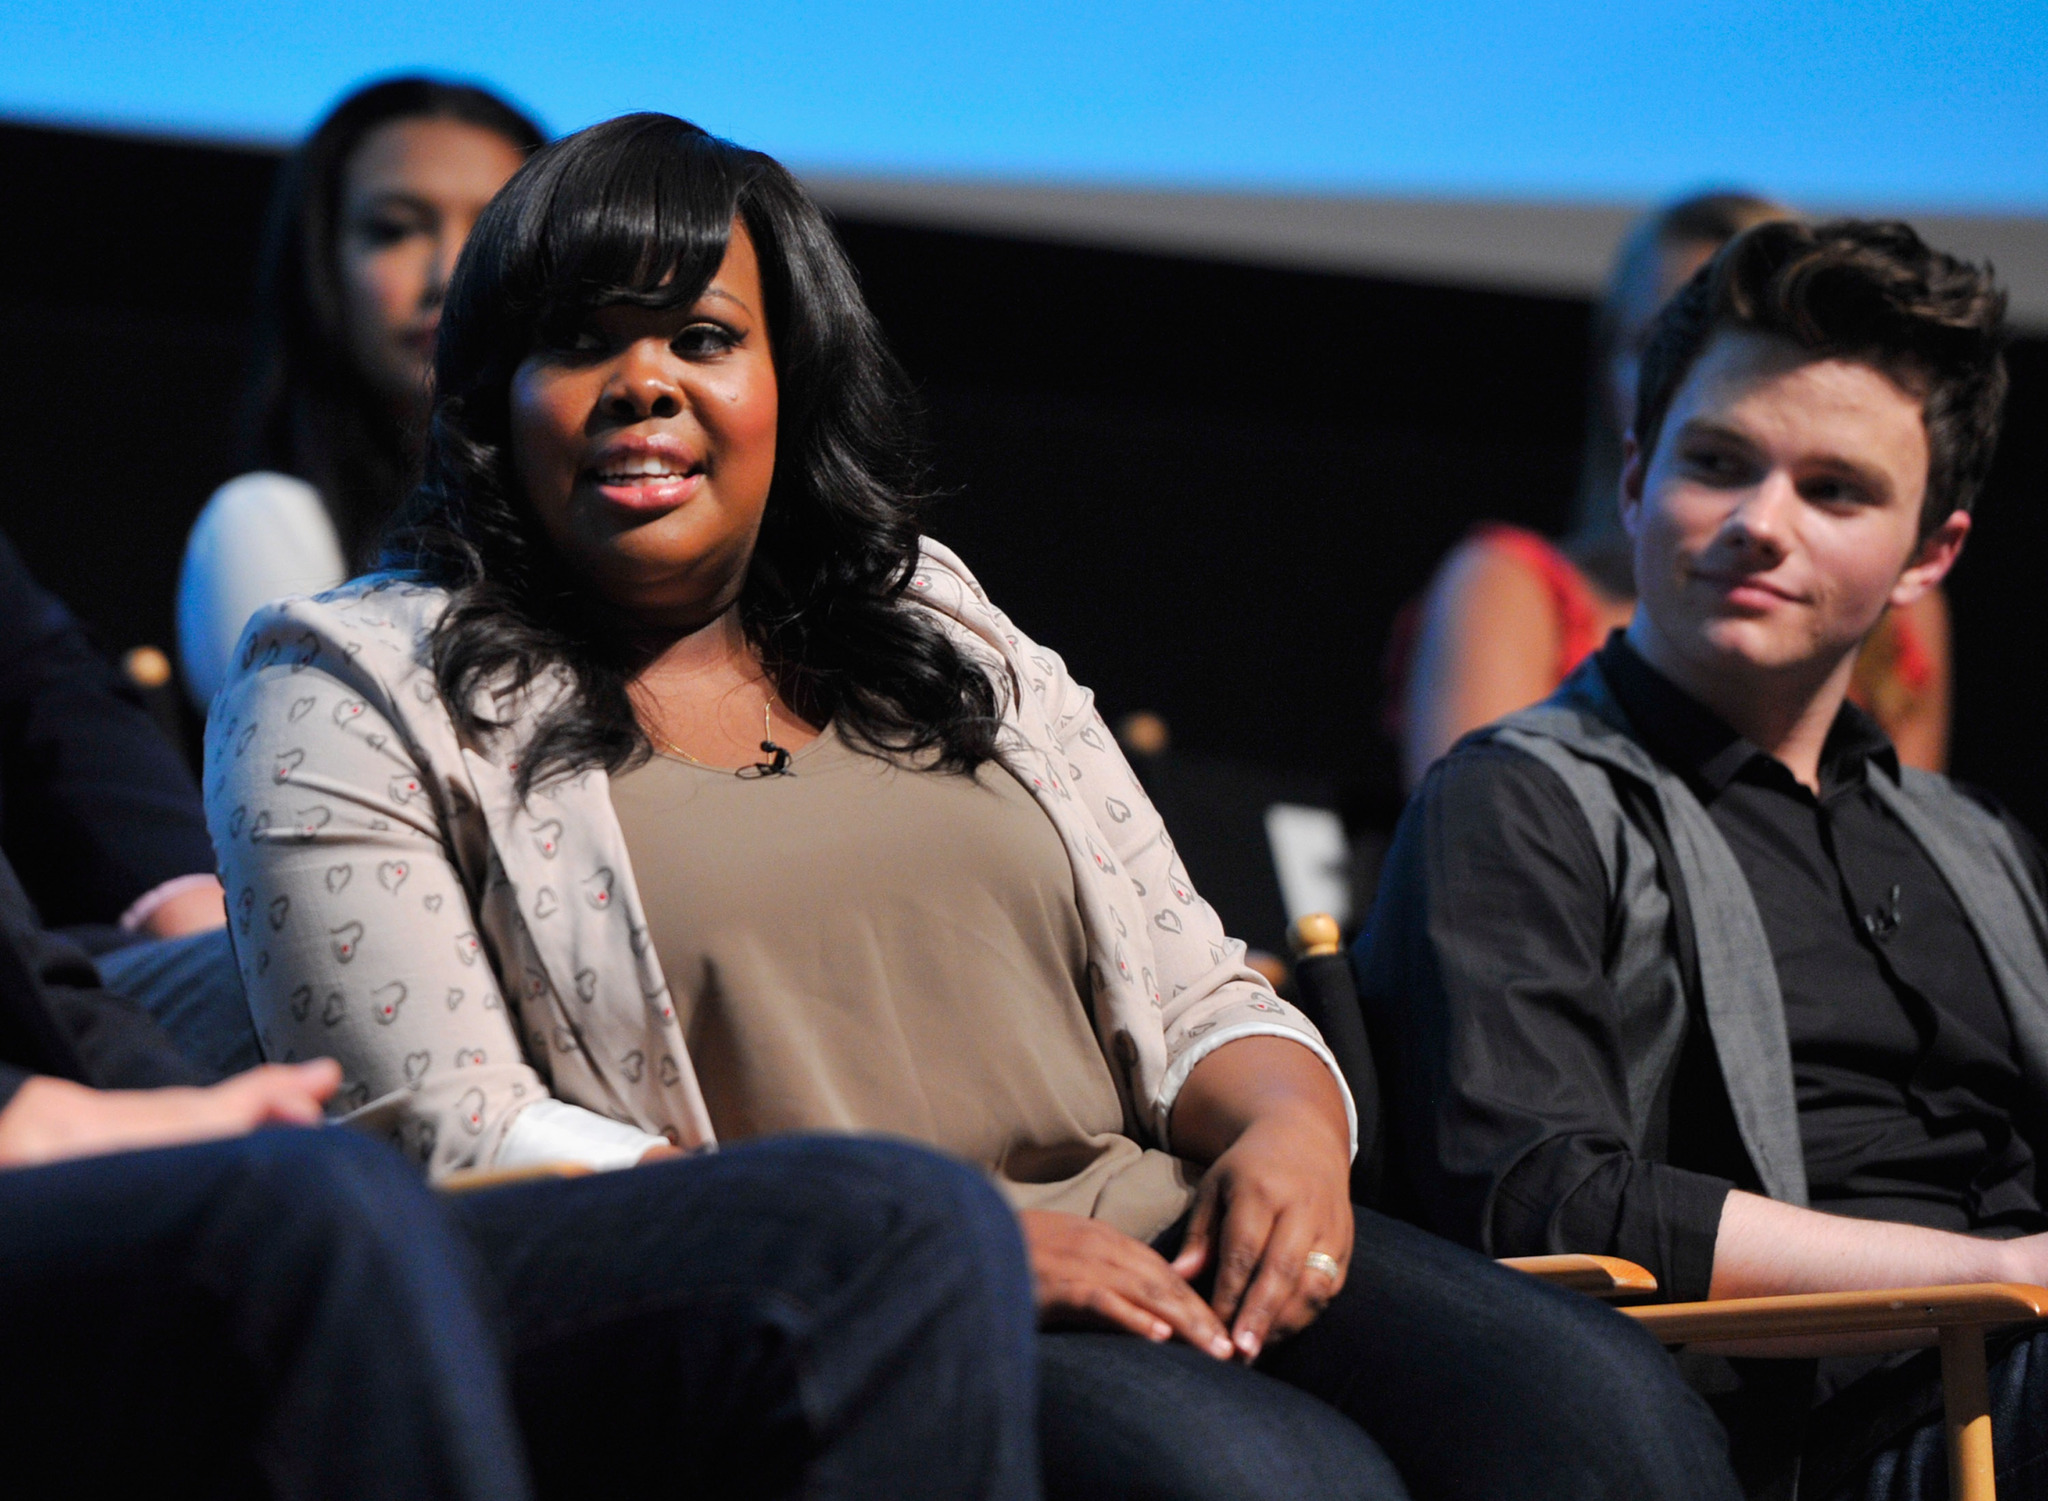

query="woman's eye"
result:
[353,214,421,249]
[672,323,739,358]
[541,326,607,357]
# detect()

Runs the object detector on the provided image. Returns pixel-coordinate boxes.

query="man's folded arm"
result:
[1358,738,1734,1301]
[0,530,218,929]
[1709,1189,2038,1301]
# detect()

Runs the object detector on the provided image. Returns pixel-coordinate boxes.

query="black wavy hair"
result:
[1635,218,2009,536]
[240,75,546,568]
[386,113,1003,796]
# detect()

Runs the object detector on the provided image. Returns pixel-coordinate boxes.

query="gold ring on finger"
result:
[1304,1250,1342,1281]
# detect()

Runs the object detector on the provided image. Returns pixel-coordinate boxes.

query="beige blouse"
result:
[610,726,1196,1242]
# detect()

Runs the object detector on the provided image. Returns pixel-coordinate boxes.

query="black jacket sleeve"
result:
[0,850,201,1094]
[1355,739,1733,1301]
[0,530,216,929]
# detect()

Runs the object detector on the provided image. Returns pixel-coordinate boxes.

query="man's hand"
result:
[140,877,228,939]
[1021,1209,1236,1359]
[0,1060,342,1170]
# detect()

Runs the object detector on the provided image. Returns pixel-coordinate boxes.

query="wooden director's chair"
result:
[1283,912,2048,1501]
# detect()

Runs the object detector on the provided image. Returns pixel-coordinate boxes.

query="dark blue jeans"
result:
[454,1134,1041,1501]
[1040,1205,1744,1501]
[0,1126,524,1500]
[97,926,262,1079]
[0,1128,1039,1501]
[1824,1331,2048,1500]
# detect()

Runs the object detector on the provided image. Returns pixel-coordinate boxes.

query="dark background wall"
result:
[3,119,2042,840]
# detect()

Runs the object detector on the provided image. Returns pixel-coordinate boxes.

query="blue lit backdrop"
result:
[3,0,2043,210]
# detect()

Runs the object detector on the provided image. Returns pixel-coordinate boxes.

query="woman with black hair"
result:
[175,75,544,708]
[210,114,1742,1501]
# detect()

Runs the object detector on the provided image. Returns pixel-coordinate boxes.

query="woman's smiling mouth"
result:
[586,439,707,511]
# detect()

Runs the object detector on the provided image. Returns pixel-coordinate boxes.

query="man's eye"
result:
[1803,479,1866,507]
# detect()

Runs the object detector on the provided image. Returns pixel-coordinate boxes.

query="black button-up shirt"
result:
[1358,633,2048,1303]
[1601,639,2048,1237]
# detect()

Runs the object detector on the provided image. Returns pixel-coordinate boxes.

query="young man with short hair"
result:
[1357,218,2047,1496]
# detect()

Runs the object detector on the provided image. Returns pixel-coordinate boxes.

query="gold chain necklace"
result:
[646,698,794,779]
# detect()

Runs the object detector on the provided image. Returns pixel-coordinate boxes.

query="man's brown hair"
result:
[1633,218,2009,533]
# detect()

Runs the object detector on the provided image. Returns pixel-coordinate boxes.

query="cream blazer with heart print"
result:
[206,539,1356,1177]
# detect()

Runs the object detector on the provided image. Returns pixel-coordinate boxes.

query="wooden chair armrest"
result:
[1499,1254,1660,1298]
[436,1162,593,1195]
[1626,1283,2048,1346]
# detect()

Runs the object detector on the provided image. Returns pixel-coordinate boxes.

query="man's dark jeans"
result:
[1823,1331,2048,1501]
[0,1127,1039,1500]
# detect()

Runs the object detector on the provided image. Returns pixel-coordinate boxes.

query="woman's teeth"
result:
[596,455,694,482]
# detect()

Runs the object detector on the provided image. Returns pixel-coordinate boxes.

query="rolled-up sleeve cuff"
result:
[496,1098,673,1173]
[1158,1024,1360,1162]
[1494,1155,1735,1304]
[1656,1174,1736,1304]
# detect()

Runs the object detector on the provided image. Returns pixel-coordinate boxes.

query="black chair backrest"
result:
[1286,917,1386,1206]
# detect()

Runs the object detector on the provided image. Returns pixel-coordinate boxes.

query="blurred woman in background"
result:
[1391,191,1952,788]
[176,75,543,707]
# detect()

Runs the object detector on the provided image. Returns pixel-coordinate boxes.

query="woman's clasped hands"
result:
[1024,1036,1355,1364]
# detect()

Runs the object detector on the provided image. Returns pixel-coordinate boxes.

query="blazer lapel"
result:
[460,746,717,1150]
[906,546,1166,1134]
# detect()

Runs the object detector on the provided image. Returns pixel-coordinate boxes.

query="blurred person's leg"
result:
[96,926,260,1079]
[0,1126,529,1500]
[453,1134,1041,1501]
